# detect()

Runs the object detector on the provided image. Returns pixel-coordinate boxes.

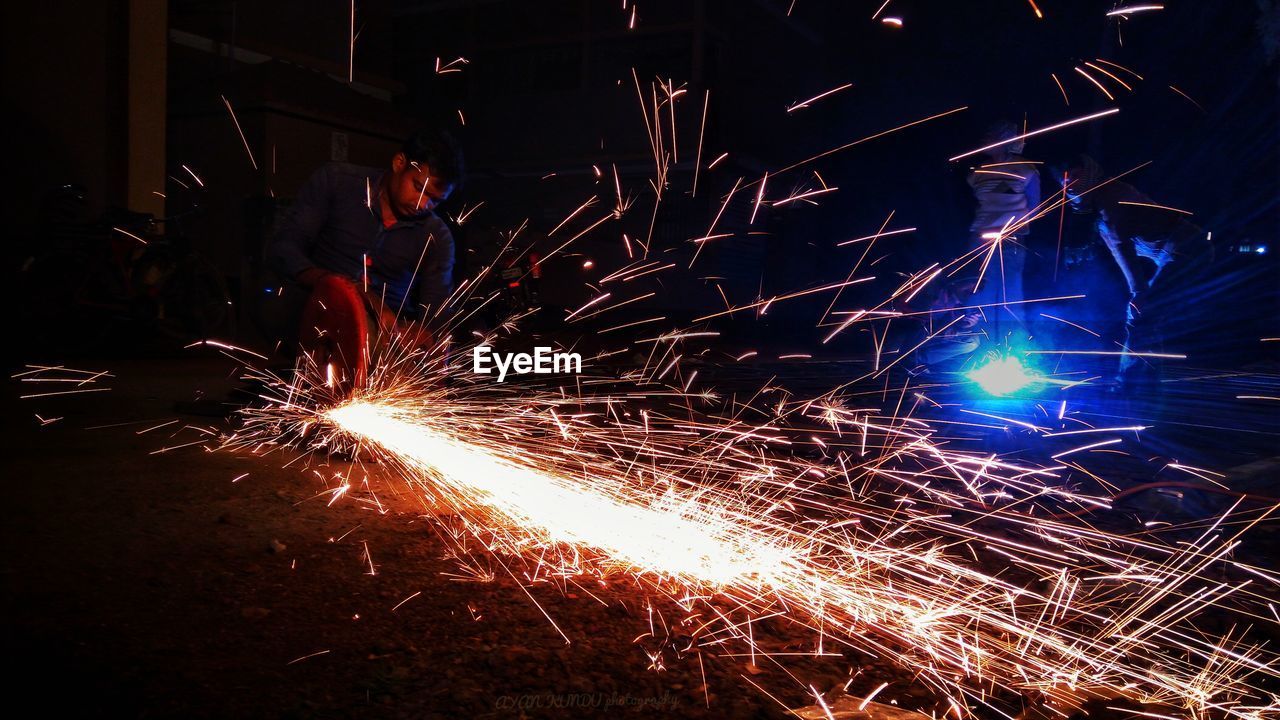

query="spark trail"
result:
[235,340,1280,719]
[218,15,1280,714]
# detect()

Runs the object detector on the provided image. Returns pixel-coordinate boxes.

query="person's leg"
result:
[1116,301,1153,385]
[997,241,1027,331]
[966,234,995,317]
[1117,258,1188,385]
[970,236,1029,344]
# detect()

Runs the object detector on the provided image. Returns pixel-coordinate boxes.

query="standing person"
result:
[964,120,1041,343]
[261,127,463,354]
[1058,155,1212,388]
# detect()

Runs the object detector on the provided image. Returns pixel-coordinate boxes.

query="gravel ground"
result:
[2,356,934,719]
[4,355,1277,719]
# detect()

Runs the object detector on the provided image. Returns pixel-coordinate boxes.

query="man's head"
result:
[385,127,465,218]
[978,120,1024,162]
[1050,154,1105,208]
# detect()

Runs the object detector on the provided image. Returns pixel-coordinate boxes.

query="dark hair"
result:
[402,127,465,185]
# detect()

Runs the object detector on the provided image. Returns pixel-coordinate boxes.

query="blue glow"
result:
[967,355,1038,396]
[1256,245,1268,255]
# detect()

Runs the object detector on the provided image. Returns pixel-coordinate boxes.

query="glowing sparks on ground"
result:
[191,23,1280,717]
[224,316,1280,718]
[14,365,115,399]
[327,401,800,585]
[227,335,1280,717]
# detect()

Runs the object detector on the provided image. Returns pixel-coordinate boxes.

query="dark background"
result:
[2,5,1279,718]
[3,0,1277,361]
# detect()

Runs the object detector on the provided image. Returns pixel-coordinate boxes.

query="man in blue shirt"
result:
[260,127,462,350]
[964,120,1040,341]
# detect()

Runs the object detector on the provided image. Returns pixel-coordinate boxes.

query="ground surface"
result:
[3,354,1278,719]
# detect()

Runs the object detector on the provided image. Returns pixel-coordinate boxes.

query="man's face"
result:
[1062,170,1092,209]
[1064,183,1083,207]
[387,153,454,218]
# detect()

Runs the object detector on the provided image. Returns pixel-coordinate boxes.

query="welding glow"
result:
[967,356,1038,396]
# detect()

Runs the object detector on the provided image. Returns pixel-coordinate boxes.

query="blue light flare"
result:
[966,355,1038,396]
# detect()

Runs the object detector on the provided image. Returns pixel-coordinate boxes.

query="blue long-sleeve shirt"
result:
[267,163,455,315]
[967,156,1041,237]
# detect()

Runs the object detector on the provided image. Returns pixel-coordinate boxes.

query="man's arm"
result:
[266,164,334,287]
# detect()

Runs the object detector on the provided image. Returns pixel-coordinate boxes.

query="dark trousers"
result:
[1118,246,1214,383]
[969,234,1028,335]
